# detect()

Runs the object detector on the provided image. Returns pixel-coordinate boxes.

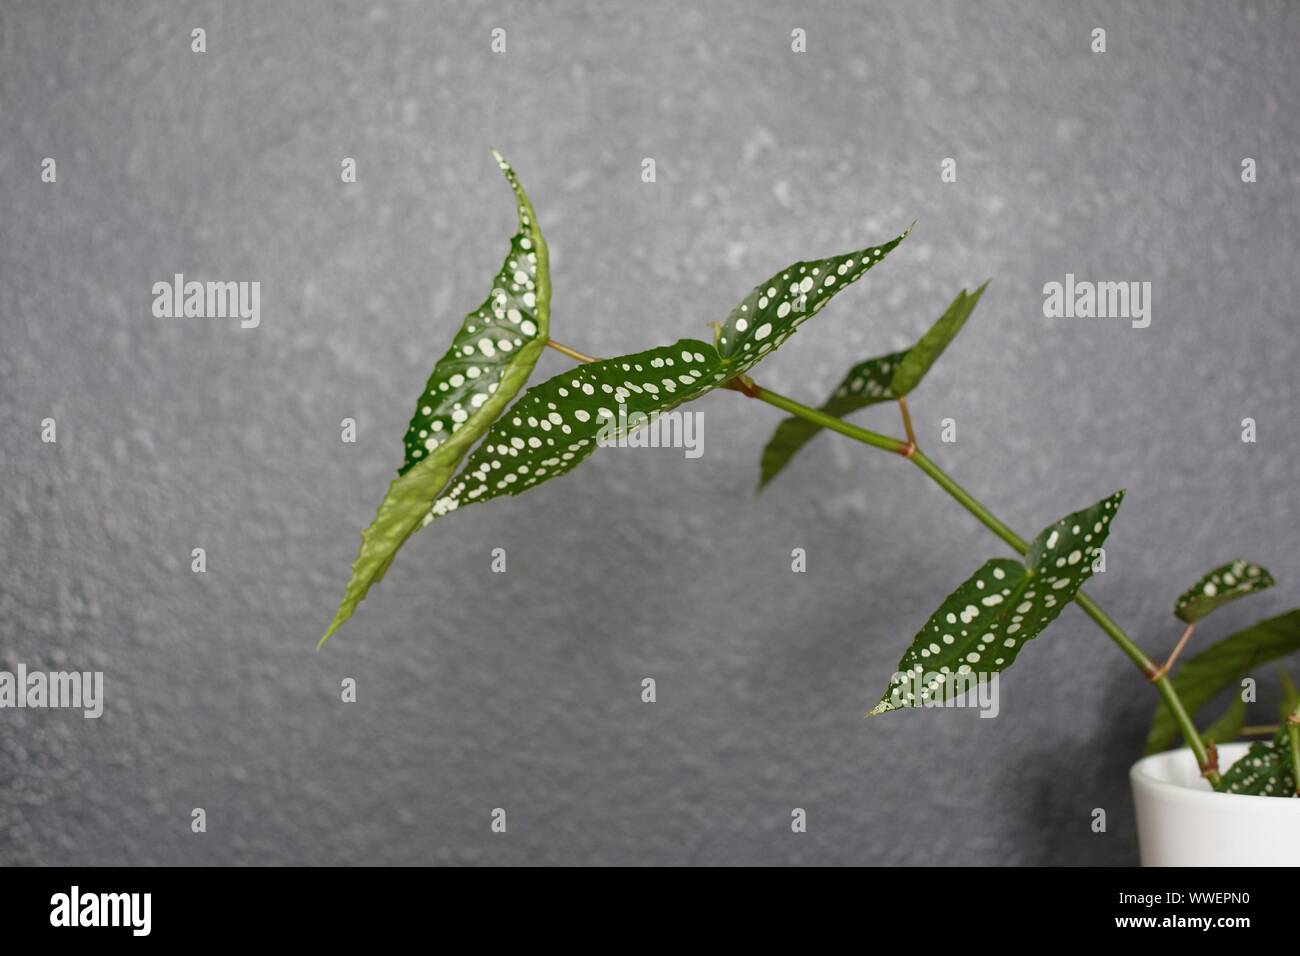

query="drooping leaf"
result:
[1200,693,1247,745]
[888,281,987,396]
[756,350,906,490]
[1144,609,1300,753]
[423,230,911,522]
[1173,559,1275,624]
[321,152,550,646]
[756,284,985,489]
[1218,726,1297,797]
[870,491,1123,715]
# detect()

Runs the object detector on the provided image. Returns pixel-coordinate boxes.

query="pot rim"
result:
[1131,743,1300,811]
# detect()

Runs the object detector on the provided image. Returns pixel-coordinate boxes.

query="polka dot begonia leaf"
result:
[419,230,912,524]
[757,350,907,489]
[321,152,550,646]
[1218,726,1297,797]
[1144,609,1300,754]
[323,218,911,645]
[715,227,911,370]
[1023,489,1124,581]
[870,491,1123,715]
[423,338,722,520]
[1173,559,1275,624]
[756,284,986,490]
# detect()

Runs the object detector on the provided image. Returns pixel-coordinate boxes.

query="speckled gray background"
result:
[1,0,1297,866]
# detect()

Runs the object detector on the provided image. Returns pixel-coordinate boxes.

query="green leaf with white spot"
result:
[756,284,984,489]
[1218,726,1297,797]
[870,491,1124,715]
[1144,609,1300,753]
[321,152,550,646]
[1173,559,1275,624]
[888,281,987,396]
[426,339,721,517]
[756,350,906,490]
[423,230,910,522]
[716,229,911,369]
[1023,490,1125,579]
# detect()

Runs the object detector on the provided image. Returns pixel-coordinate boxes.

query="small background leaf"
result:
[888,281,987,396]
[871,491,1122,715]
[757,285,984,489]
[1173,559,1274,623]
[1144,608,1300,753]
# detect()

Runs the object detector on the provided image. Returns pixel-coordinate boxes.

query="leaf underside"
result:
[757,283,985,490]
[1173,559,1274,624]
[321,152,550,646]
[1144,609,1300,754]
[871,491,1124,715]
[422,229,911,523]
[1218,727,1297,797]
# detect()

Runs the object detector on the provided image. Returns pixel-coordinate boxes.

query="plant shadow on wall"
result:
[320,154,1300,808]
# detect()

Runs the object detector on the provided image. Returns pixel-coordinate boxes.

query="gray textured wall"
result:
[2,0,1297,866]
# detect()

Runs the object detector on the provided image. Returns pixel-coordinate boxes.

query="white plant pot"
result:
[1131,743,1300,866]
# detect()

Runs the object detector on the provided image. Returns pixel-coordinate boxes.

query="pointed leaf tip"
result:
[890,283,988,396]
[715,229,909,365]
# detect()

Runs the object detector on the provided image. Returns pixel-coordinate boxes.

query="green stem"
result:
[910,448,1029,557]
[751,383,1219,785]
[1070,591,1155,675]
[751,384,908,455]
